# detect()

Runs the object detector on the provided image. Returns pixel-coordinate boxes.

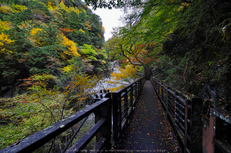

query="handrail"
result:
[0,77,146,152]
[0,98,111,153]
[208,108,231,153]
[111,77,146,145]
[150,77,203,153]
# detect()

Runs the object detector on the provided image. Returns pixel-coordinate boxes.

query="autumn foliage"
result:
[121,43,157,65]
[0,32,14,54]
[0,0,107,150]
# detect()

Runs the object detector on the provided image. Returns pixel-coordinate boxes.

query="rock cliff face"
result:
[0,76,21,98]
[0,66,30,97]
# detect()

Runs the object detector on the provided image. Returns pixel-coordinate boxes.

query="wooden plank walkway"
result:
[116,81,180,153]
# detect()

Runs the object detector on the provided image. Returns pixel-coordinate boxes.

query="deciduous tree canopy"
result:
[0,0,108,88]
[0,0,110,149]
[105,0,231,106]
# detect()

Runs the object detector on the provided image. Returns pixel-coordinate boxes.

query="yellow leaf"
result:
[60,35,80,58]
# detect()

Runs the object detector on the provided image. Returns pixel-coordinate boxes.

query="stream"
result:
[85,61,136,125]
[89,61,136,94]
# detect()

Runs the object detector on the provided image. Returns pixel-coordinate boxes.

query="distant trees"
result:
[0,0,109,149]
[0,0,108,88]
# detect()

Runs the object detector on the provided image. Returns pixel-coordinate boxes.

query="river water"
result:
[85,61,136,121]
[89,61,136,94]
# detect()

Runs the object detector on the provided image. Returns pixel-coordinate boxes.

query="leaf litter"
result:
[115,81,180,152]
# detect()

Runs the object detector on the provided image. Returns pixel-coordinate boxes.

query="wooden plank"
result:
[66,118,106,153]
[0,98,109,153]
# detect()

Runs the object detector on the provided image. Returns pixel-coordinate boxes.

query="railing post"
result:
[95,108,101,141]
[138,79,140,94]
[104,93,112,149]
[112,92,121,146]
[191,97,203,152]
[136,82,138,97]
[94,96,111,149]
[124,88,128,119]
[130,85,133,107]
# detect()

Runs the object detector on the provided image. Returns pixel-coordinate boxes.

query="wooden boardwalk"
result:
[116,81,179,152]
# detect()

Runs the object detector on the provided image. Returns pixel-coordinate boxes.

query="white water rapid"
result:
[89,61,136,94]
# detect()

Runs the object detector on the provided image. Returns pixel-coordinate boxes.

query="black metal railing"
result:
[111,77,146,145]
[0,98,111,153]
[208,108,231,153]
[0,77,145,153]
[150,77,203,153]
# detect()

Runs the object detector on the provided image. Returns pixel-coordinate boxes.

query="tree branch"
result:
[120,45,142,66]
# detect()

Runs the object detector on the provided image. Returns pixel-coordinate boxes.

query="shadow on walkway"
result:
[116,81,180,153]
